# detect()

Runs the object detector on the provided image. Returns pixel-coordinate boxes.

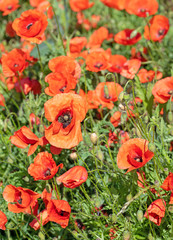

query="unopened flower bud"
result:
[112,213,117,223]
[123,230,131,240]
[97,150,104,161]
[126,193,132,202]
[136,210,143,221]
[90,133,98,145]
[168,206,173,213]
[118,92,125,102]
[119,103,127,112]
[70,152,77,160]
[45,183,52,193]
[148,233,154,240]
[38,231,45,240]
[167,111,173,124]
[148,142,155,152]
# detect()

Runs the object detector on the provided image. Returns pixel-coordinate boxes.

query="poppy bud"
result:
[123,230,131,240]
[97,150,104,161]
[112,213,117,223]
[118,103,127,112]
[148,143,155,152]
[154,180,160,187]
[39,124,45,134]
[118,91,125,102]
[90,133,98,145]
[167,111,173,124]
[126,193,133,201]
[46,184,52,193]
[168,206,173,213]
[169,127,173,136]
[148,233,154,240]
[70,152,77,160]
[38,231,45,240]
[136,210,143,221]
[144,115,149,123]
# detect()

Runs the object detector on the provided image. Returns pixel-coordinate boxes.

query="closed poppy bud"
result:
[70,152,78,160]
[126,193,133,201]
[167,111,173,124]
[123,230,131,240]
[28,152,63,180]
[97,149,104,161]
[90,133,98,144]
[0,211,7,230]
[148,143,156,153]
[38,231,45,240]
[148,233,154,240]
[56,166,88,189]
[137,210,143,221]
[12,9,48,44]
[144,199,166,226]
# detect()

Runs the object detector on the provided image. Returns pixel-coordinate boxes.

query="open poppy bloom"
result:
[44,93,87,149]
[117,138,154,173]
[0,211,7,230]
[144,15,169,42]
[0,0,20,16]
[108,54,127,73]
[15,77,41,95]
[95,82,123,109]
[37,1,54,19]
[125,0,158,18]
[1,49,28,77]
[56,166,88,188]
[44,72,76,96]
[144,199,166,226]
[114,29,141,45]
[10,126,45,156]
[100,0,126,10]
[161,173,173,191]
[131,47,148,62]
[29,209,49,230]
[86,50,111,72]
[48,56,81,81]
[120,59,141,79]
[12,9,48,44]
[47,199,71,228]
[152,77,173,104]
[137,69,162,83]
[28,152,63,181]
[69,0,94,12]
[87,27,109,49]
[3,185,40,214]
[69,36,87,53]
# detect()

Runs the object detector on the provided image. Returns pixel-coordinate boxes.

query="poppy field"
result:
[0,0,173,239]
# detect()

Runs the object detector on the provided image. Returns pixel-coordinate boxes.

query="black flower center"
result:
[17,197,22,204]
[58,112,72,128]
[26,23,33,30]
[134,157,143,163]
[44,169,51,177]
[59,86,66,93]
[158,29,165,36]
[7,5,13,10]
[14,63,19,68]
[168,90,173,95]
[94,62,103,69]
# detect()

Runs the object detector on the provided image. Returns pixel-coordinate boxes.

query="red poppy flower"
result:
[169,192,173,205]
[120,59,141,79]
[28,152,63,181]
[69,0,94,12]
[37,1,54,19]
[44,93,87,149]
[29,209,49,230]
[137,69,162,83]
[117,138,154,173]
[125,0,158,18]
[0,0,20,16]
[48,56,81,81]
[100,0,126,10]
[0,211,7,230]
[110,111,121,127]
[6,21,16,37]
[95,82,123,109]
[87,27,109,49]
[86,50,111,72]
[44,72,76,96]
[69,37,87,53]
[1,49,28,77]
[108,55,127,73]
[131,47,148,62]
[10,126,45,156]
[3,185,40,214]
[47,199,71,228]
[144,199,166,226]
[114,29,141,45]
[15,77,41,95]
[85,90,101,110]
[144,15,169,42]
[12,9,48,44]
[0,94,5,107]
[29,0,44,7]
[56,166,88,188]
[152,77,173,104]
[161,173,173,191]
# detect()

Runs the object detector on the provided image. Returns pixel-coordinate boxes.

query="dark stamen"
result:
[94,63,103,69]
[26,23,33,30]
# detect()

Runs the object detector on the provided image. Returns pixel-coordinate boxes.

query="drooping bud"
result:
[70,152,77,160]
[97,150,104,161]
[136,210,143,221]
[126,193,133,202]
[148,142,155,153]
[123,230,131,240]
